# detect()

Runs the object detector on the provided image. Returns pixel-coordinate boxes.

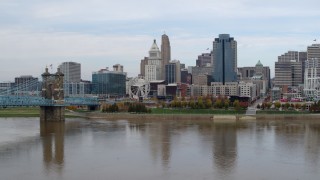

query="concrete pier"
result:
[40,67,65,121]
[40,106,65,121]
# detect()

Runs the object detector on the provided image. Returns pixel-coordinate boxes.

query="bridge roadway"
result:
[0,95,99,107]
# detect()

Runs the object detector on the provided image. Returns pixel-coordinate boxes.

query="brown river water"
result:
[0,117,319,180]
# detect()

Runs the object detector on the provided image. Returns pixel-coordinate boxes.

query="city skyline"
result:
[0,0,319,81]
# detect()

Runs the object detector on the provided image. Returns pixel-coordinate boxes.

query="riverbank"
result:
[0,107,39,117]
[76,111,320,121]
[0,107,81,118]
[1,107,319,120]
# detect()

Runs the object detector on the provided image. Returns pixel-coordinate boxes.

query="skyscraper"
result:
[161,34,171,80]
[145,40,162,81]
[212,34,237,84]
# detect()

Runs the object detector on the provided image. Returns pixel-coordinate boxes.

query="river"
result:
[0,117,319,180]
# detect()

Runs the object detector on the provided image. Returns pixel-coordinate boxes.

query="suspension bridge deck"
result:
[0,96,99,107]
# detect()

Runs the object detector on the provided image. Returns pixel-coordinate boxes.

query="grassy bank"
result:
[151,108,246,115]
[0,107,40,117]
[0,107,80,118]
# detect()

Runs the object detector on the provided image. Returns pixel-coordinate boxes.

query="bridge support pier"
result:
[40,106,65,122]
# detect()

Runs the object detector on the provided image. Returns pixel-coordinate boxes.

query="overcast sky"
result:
[0,0,319,81]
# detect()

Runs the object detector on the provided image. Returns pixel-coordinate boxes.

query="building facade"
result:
[307,44,320,60]
[196,53,212,67]
[274,61,303,87]
[161,34,171,80]
[238,82,257,100]
[0,82,14,95]
[58,62,81,83]
[212,34,237,84]
[189,82,238,97]
[165,60,181,84]
[144,40,162,81]
[92,66,126,96]
[14,75,40,92]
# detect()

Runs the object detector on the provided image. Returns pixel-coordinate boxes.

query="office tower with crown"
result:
[161,34,171,80]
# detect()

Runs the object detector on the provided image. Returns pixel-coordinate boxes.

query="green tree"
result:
[198,97,205,109]
[189,100,196,109]
[234,100,241,111]
[214,99,222,109]
[285,102,290,109]
[224,99,229,109]
[205,98,212,109]
[266,102,272,109]
[274,101,281,109]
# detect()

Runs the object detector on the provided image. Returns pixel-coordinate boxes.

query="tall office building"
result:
[161,34,171,80]
[277,51,307,82]
[145,40,162,81]
[92,65,126,96]
[212,34,237,84]
[14,75,39,91]
[307,44,320,59]
[180,69,188,84]
[196,53,212,67]
[58,62,81,96]
[165,60,181,84]
[274,61,303,87]
[306,44,320,77]
[238,62,271,87]
[278,51,299,62]
[58,62,81,83]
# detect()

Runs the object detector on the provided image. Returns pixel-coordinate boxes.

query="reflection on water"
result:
[1,118,320,180]
[40,122,65,173]
[212,124,237,176]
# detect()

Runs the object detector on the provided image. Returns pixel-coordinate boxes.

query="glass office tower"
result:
[212,34,237,84]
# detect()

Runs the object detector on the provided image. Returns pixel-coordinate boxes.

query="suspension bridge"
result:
[0,68,99,121]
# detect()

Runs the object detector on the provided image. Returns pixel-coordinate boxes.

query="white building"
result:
[304,58,320,99]
[145,40,162,81]
[58,62,81,83]
[238,82,257,100]
[58,61,82,96]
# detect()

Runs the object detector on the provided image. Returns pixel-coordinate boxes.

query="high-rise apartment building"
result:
[161,34,171,80]
[58,62,81,83]
[212,34,237,84]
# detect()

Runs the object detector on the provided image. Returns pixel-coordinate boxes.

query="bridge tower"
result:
[40,67,65,121]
